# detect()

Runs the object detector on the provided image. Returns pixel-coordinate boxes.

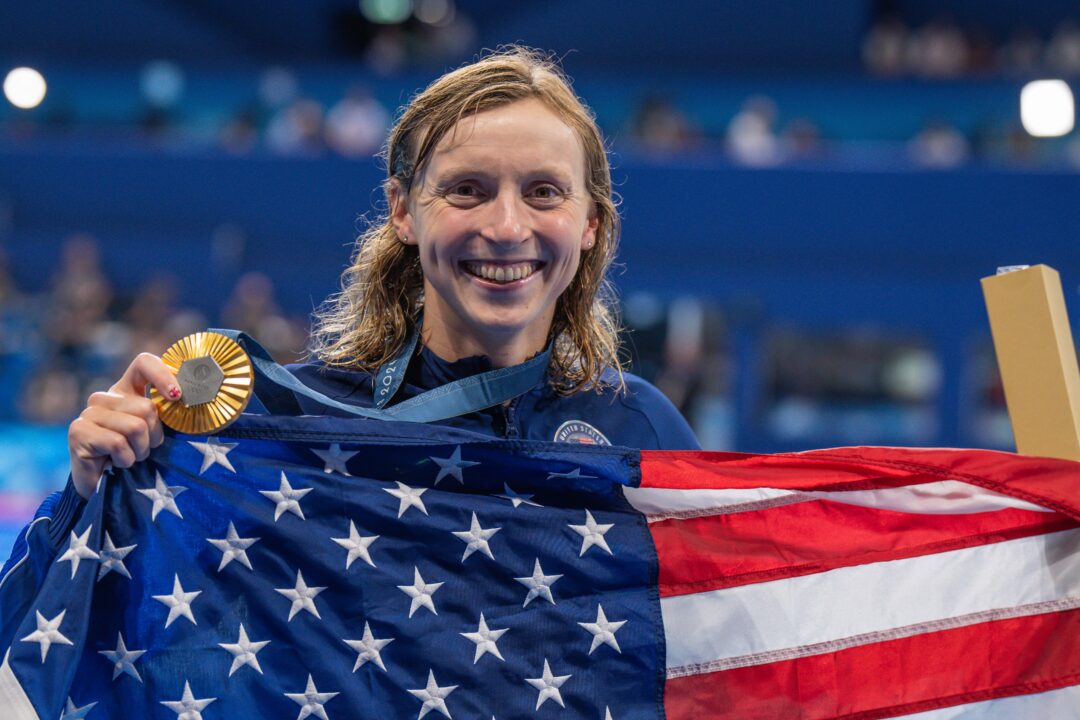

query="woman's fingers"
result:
[113,352,181,402]
[68,353,175,499]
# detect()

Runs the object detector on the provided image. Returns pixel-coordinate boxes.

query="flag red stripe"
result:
[652,501,1075,597]
[665,606,1080,720]
[640,448,1080,523]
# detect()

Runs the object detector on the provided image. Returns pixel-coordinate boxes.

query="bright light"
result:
[361,0,412,24]
[1020,80,1075,137]
[3,67,47,110]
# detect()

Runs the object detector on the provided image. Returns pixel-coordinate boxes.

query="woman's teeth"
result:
[463,262,538,283]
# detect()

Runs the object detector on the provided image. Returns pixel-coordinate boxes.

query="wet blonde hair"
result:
[310,46,624,394]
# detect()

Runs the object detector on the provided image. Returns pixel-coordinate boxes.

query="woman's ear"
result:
[581,212,599,250]
[388,178,416,245]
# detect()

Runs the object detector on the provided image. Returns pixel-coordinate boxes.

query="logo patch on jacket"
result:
[553,420,611,446]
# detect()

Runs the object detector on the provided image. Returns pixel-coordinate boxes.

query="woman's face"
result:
[392,98,598,360]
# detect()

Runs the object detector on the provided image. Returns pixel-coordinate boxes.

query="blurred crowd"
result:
[0,234,307,425]
[862,15,1080,79]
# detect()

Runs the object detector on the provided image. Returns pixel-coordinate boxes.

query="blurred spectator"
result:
[998,28,1044,75]
[782,118,824,159]
[863,15,909,76]
[125,275,192,355]
[219,107,260,155]
[366,27,410,75]
[324,86,390,158]
[906,18,969,77]
[221,272,306,363]
[628,94,697,152]
[726,96,782,166]
[18,365,81,425]
[908,120,970,167]
[45,234,113,358]
[265,98,326,156]
[1046,21,1080,76]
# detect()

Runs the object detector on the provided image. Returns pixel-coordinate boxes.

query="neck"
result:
[420,305,551,368]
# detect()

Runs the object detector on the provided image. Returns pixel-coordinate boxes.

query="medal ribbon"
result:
[210,327,550,424]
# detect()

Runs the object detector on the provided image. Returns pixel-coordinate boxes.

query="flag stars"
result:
[312,443,359,476]
[408,670,457,719]
[397,567,444,618]
[187,437,238,474]
[569,510,615,557]
[160,680,216,720]
[514,559,562,607]
[579,605,627,654]
[497,483,541,509]
[99,632,145,682]
[20,609,73,662]
[525,659,571,710]
[207,521,259,571]
[57,525,99,578]
[431,446,480,485]
[384,481,429,518]
[97,531,135,581]
[276,570,327,621]
[332,520,379,569]
[261,472,313,521]
[153,574,202,628]
[219,623,270,676]
[451,512,500,562]
[343,622,394,672]
[461,612,507,664]
[60,697,97,719]
[137,471,186,521]
[284,675,338,720]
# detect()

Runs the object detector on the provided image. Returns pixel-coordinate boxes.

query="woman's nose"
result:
[484,193,528,245]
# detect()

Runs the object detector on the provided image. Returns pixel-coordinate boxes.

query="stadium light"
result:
[3,67,47,110]
[1020,80,1075,138]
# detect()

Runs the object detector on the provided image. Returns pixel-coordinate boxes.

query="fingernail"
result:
[168,386,181,400]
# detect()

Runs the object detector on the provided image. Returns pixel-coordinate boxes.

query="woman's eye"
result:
[530,184,563,201]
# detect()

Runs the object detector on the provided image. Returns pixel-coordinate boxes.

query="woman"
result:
[58,47,699,522]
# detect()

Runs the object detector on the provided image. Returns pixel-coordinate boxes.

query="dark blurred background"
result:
[2,0,1080,544]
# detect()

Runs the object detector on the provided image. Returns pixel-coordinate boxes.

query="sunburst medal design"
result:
[151,332,254,434]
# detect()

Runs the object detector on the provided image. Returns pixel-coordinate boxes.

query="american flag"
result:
[2,414,1078,719]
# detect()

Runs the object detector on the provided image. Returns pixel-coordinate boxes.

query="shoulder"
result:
[532,370,700,450]
[612,371,701,450]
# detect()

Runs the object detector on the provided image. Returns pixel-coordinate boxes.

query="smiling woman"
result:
[311,47,620,394]
[60,47,698,506]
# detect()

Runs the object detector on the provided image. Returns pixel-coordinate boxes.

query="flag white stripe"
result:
[895,683,1080,719]
[626,487,797,519]
[629,479,1051,522]
[666,596,1080,678]
[662,527,1080,671]
[0,650,39,720]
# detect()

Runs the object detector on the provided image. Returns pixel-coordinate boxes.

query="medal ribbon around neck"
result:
[174,325,552,425]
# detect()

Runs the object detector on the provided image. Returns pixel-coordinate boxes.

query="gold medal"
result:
[151,331,254,434]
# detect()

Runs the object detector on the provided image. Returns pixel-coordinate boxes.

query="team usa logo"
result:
[553,420,611,446]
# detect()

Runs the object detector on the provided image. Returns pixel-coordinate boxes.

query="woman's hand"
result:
[67,353,180,499]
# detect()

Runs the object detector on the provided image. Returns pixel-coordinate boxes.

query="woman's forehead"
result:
[428,99,586,176]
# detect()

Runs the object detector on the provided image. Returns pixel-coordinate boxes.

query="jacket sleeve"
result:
[0,479,86,651]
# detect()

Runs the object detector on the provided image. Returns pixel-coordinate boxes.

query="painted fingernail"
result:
[167,386,181,400]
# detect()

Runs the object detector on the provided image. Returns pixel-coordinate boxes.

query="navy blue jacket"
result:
[287,347,700,450]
